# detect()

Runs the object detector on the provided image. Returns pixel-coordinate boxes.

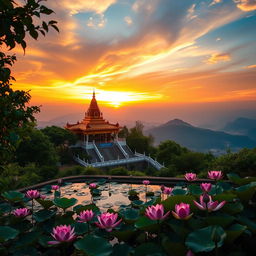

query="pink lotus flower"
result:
[40,195,47,200]
[26,189,40,199]
[200,183,212,193]
[184,173,197,181]
[89,183,97,189]
[208,170,223,180]
[186,250,195,256]
[143,180,150,185]
[163,187,173,195]
[193,195,226,212]
[12,208,30,218]
[51,185,59,191]
[96,212,122,232]
[77,210,94,223]
[145,204,170,221]
[48,225,76,245]
[172,202,193,220]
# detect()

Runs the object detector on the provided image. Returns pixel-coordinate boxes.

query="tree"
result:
[126,121,154,154]
[41,126,77,147]
[15,127,58,166]
[0,0,58,164]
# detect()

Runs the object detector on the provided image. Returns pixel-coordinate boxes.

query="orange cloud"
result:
[235,0,256,11]
[61,0,116,15]
[245,64,256,69]
[206,53,231,64]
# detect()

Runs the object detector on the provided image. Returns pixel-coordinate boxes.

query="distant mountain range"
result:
[146,119,256,153]
[223,117,256,141]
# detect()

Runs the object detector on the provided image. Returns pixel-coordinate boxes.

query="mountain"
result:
[223,117,256,140]
[147,119,256,153]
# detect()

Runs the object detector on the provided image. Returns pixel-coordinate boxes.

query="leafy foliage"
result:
[0,174,255,255]
[0,0,58,164]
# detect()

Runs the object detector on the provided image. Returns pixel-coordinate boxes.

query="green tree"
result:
[41,126,77,147]
[156,140,188,166]
[0,0,58,163]
[212,148,256,177]
[15,127,58,166]
[126,121,154,154]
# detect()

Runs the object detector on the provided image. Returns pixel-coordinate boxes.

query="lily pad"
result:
[74,235,112,256]
[53,197,77,210]
[2,191,24,202]
[0,226,19,242]
[185,225,226,253]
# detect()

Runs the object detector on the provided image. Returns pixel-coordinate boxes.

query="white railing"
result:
[135,153,164,170]
[93,141,104,162]
[74,153,164,170]
[115,141,129,159]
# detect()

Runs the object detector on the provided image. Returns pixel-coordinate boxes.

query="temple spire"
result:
[93,88,95,99]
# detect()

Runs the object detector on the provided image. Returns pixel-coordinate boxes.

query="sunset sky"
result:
[10,0,256,127]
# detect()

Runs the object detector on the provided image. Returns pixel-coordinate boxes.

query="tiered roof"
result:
[65,92,120,134]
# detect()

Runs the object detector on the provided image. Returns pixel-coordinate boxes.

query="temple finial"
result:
[93,88,95,99]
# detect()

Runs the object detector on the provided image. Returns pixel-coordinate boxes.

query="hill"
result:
[147,119,256,153]
[223,117,256,140]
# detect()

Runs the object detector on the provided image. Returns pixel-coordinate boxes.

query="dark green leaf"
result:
[53,197,77,210]
[74,235,112,256]
[0,226,19,242]
[185,226,226,253]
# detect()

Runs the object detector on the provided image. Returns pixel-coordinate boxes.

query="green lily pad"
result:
[53,197,77,210]
[120,208,139,223]
[72,222,88,235]
[134,243,165,256]
[0,226,19,242]
[135,216,157,231]
[112,244,133,256]
[185,225,226,253]
[172,189,187,195]
[205,214,235,228]
[74,235,112,256]
[226,224,247,243]
[36,199,54,209]
[188,185,202,195]
[33,210,56,222]
[2,191,24,202]
[235,183,256,203]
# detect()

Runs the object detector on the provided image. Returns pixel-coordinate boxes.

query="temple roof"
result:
[65,92,120,134]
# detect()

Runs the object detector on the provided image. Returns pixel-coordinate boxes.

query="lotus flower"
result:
[96,212,122,232]
[160,185,165,192]
[172,203,193,220]
[51,185,59,190]
[184,173,197,181]
[208,170,223,180]
[200,183,212,193]
[186,250,195,256]
[143,180,150,185]
[89,183,97,189]
[26,189,40,199]
[40,195,47,200]
[48,225,76,245]
[77,210,94,223]
[12,208,30,218]
[145,204,170,221]
[193,195,226,212]
[163,187,173,195]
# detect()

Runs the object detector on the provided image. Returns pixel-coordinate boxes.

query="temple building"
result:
[66,91,120,146]
[66,92,164,170]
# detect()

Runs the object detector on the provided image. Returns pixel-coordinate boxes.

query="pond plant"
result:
[0,172,256,255]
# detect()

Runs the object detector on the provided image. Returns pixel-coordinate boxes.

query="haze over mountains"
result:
[146,118,256,153]
[38,114,256,154]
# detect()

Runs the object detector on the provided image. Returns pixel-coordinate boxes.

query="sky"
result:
[10,0,256,127]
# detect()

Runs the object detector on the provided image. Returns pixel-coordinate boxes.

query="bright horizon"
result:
[10,0,256,126]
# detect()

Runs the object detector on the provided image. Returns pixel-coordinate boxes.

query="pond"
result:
[39,181,170,211]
